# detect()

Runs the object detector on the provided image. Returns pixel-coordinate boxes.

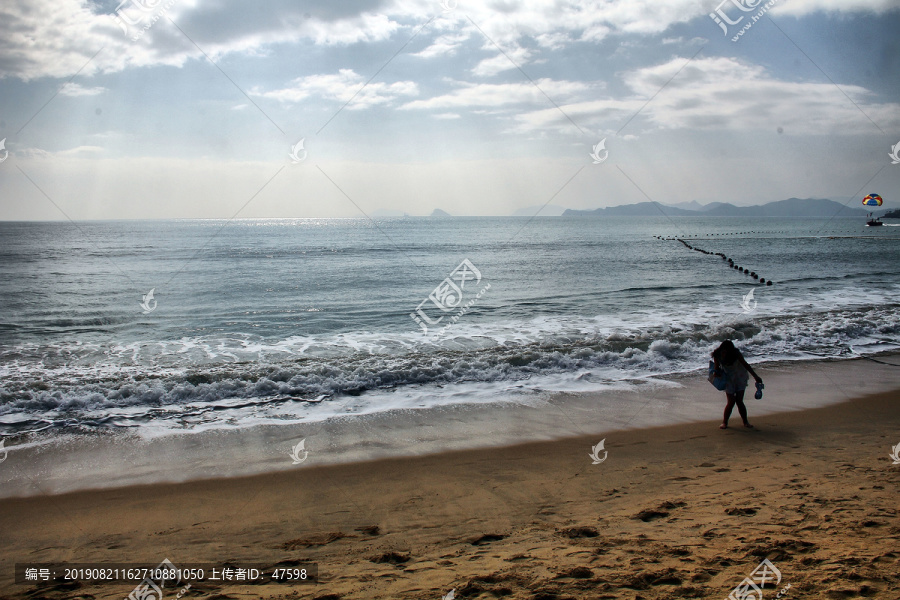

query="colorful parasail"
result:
[862,193,883,207]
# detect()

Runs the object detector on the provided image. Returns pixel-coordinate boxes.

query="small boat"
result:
[866,213,883,226]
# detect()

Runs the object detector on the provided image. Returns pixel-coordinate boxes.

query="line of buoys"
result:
[664,237,774,286]
[659,227,877,240]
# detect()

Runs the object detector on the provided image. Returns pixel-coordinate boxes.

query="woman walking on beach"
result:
[712,340,762,429]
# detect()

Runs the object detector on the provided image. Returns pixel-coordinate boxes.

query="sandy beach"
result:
[1,359,899,599]
[4,1,900,598]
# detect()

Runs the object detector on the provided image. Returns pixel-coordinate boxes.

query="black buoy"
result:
[752,274,758,279]
[759,278,766,283]
[766,280,773,286]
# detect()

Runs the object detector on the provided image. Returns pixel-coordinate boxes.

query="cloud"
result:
[471,45,531,77]
[56,145,105,156]
[411,32,470,58]
[59,83,107,97]
[253,69,418,109]
[660,36,706,45]
[772,0,900,16]
[513,56,900,136]
[623,56,900,133]
[0,0,402,81]
[400,79,592,111]
[533,32,572,50]
[1,0,896,81]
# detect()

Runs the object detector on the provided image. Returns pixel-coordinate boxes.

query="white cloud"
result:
[253,69,418,109]
[411,32,470,58]
[0,0,401,81]
[772,0,899,16]
[533,32,571,50]
[56,145,105,156]
[623,56,900,133]
[513,56,900,136]
[400,79,592,111]
[660,36,706,45]
[59,83,107,97]
[472,46,531,77]
[1,0,895,81]
[303,12,401,46]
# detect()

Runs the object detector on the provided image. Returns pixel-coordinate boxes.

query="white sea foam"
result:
[1,296,897,437]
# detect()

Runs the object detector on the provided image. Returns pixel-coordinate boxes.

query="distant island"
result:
[883,209,900,219]
[562,198,877,218]
[430,209,452,217]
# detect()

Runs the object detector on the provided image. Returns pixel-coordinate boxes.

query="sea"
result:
[1,216,898,440]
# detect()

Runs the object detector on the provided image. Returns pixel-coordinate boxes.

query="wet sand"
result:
[2,356,898,499]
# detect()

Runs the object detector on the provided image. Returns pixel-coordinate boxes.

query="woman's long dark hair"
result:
[712,340,740,365]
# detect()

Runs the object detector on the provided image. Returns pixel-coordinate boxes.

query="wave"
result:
[1,301,898,437]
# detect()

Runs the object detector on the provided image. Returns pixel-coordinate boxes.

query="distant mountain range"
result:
[562,198,881,218]
[369,199,894,218]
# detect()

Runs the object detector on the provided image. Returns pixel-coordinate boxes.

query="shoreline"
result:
[1,354,899,498]
[1,384,898,598]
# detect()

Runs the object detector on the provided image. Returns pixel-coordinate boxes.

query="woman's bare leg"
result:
[734,390,752,427]
[721,393,737,428]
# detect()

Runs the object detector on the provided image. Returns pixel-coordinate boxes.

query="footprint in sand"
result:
[725,507,758,516]
[632,509,669,522]
[558,526,599,538]
[470,533,506,545]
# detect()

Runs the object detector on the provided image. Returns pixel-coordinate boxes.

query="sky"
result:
[0,0,898,219]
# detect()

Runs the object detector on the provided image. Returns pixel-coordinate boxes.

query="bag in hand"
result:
[708,360,728,391]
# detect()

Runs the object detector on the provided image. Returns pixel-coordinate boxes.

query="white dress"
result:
[722,359,750,394]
